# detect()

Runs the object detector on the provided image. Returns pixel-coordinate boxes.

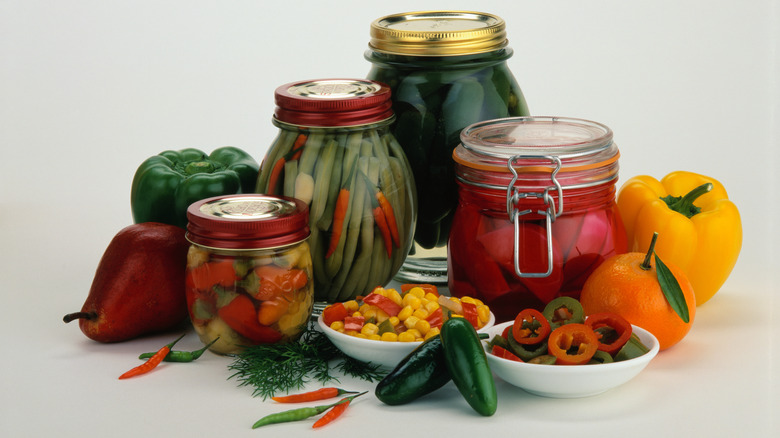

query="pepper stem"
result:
[184,161,216,175]
[640,232,659,271]
[63,311,97,323]
[661,182,713,218]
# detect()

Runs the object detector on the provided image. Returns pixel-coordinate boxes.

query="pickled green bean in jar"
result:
[365,11,530,283]
[256,79,417,304]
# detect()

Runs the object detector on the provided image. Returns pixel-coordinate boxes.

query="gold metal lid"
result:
[369,10,508,56]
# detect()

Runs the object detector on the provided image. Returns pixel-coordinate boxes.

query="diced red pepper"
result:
[461,301,480,328]
[492,345,523,362]
[186,259,238,290]
[547,323,599,365]
[343,316,365,332]
[425,307,444,329]
[585,312,633,355]
[322,302,349,327]
[362,293,402,317]
[218,294,282,343]
[512,308,552,345]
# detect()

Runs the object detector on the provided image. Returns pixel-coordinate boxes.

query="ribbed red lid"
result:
[186,194,309,250]
[273,79,393,127]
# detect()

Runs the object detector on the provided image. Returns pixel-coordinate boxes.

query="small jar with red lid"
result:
[448,116,628,322]
[184,194,314,355]
[255,79,416,304]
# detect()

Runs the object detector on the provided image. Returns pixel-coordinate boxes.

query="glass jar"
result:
[184,194,313,355]
[255,79,416,304]
[449,117,627,322]
[365,10,530,283]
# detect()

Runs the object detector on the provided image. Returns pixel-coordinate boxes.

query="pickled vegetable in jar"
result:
[449,117,627,322]
[185,194,314,355]
[365,11,530,283]
[255,79,416,304]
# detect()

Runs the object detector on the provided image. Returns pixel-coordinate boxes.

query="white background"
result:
[1,1,777,437]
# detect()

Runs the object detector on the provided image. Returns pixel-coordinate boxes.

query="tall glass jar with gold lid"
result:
[365,10,530,283]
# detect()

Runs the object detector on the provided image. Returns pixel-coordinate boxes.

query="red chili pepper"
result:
[218,294,282,343]
[547,323,599,365]
[425,307,444,329]
[360,171,393,258]
[585,312,633,355]
[267,133,307,195]
[491,345,523,362]
[343,316,365,332]
[375,190,400,248]
[512,308,552,345]
[119,334,184,379]
[271,387,358,403]
[322,302,349,327]
[312,398,351,428]
[461,301,480,328]
[326,160,357,259]
[362,292,402,316]
[186,259,238,290]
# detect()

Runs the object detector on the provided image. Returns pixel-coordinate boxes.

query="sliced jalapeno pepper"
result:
[547,323,599,365]
[506,328,548,361]
[542,296,585,329]
[512,309,551,345]
[528,354,557,365]
[588,350,614,364]
[614,333,650,362]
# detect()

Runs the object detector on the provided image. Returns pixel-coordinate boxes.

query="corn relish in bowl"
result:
[317,284,495,368]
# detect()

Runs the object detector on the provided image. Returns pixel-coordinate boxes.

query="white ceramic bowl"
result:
[318,311,495,369]
[483,320,660,398]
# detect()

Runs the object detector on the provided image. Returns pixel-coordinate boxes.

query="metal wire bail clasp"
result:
[505,155,563,278]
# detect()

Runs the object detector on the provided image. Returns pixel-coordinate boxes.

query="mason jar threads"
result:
[184,194,314,355]
[255,79,417,304]
[365,10,530,283]
[449,117,628,322]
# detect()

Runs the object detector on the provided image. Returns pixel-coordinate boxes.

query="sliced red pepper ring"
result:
[547,323,599,365]
[512,309,552,345]
[492,345,523,362]
[362,292,403,317]
[585,312,633,355]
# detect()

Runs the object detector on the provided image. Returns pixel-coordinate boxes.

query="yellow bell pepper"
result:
[617,171,741,305]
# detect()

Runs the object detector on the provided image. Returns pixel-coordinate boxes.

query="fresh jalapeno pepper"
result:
[542,296,585,329]
[512,309,551,345]
[585,312,633,355]
[440,318,497,416]
[547,323,599,365]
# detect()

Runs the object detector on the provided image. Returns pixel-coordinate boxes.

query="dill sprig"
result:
[227,322,386,400]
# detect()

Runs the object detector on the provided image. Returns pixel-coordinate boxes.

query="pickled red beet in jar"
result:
[448,117,627,322]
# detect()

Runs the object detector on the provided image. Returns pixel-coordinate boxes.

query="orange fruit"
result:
[580,252,696,350]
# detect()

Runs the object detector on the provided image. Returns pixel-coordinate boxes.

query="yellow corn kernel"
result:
[344,300,360,312]
[374,309,390,324]
[381,332,399,342]
[371,286,386,297]
[414,319,431,335]
[423,292,439,303]
[424,301,440,313]
[404,315,420,330]
[461,296,477,305]
[398,331,417,342]
[412,308,429,320]
[353,332,368,339]
[424,327,441,339]
[407,287,426,298]
[405,328,422,339]
[361,322,379,336]
[329,321,345,332]
[477,305,491,324]
[358,303,371,314]
[363,307,378,321]
[397,305,413,321]
[402,294,422,310]
[388,316,400,327]
[367,333,381,341]
[472,298,485,307]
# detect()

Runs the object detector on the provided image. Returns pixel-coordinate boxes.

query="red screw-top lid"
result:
[273,78,394,127]
[186,194,310,250]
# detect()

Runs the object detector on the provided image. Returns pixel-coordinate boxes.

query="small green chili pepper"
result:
[506,329,548,361]
[528,355,557,365]
[542,296,585,329]
[251,391,367,429]
[588,350,615,364]
[138,337,219,362]
[614,333,650,362]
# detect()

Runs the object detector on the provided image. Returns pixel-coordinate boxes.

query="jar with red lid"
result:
[184,194,314,355]
[449,117,627,322]
[255,79,416,304]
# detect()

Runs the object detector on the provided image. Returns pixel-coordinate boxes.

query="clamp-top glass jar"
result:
[449,117,627,322]
[185,194,314,355]
[365,10,530,283]
[255,79,416,304]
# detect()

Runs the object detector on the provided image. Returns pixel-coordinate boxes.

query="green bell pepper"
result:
[131,147,260,228]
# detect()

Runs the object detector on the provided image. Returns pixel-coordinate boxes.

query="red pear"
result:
[64,222,190,342]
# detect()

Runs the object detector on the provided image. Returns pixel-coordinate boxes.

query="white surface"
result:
[483,321,660,398]
[1,1,777,437]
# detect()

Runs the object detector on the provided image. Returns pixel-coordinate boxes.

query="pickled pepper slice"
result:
[547,323,599,365]
[585,312,633,355]
[512,309,551,345]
